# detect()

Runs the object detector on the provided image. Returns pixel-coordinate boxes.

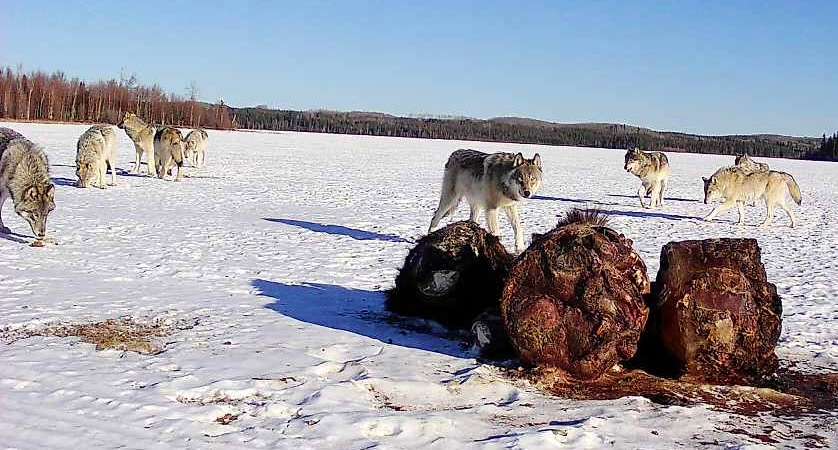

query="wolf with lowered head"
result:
[624,147,671,208]
[118,112,157,177]
[703,166,801,228]
[428,149,543,253]
[76,124,119,188]
[0,128,56,239]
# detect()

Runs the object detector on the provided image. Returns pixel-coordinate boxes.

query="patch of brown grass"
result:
[1,317,196,355]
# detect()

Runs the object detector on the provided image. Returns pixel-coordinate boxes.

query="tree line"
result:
[0,66,234,129]
[1,66,832,161]
[813,132,838,160]
[234,108,831,160]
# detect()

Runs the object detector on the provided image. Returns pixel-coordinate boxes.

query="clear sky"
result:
[1,0,836,136]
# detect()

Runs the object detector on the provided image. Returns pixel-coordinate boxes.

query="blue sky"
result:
[2,0,836,136]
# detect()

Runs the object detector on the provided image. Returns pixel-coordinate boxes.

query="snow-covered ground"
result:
[1,122,836,449]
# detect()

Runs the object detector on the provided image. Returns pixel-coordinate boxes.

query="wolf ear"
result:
[46,184,55,199]
[532,153,542,168]
[702,177,709,183]
[513,153,524,167]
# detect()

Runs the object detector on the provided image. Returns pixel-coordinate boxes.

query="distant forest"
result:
[0,66,834,161]
[234,109,835,161]
[0,66,234,129]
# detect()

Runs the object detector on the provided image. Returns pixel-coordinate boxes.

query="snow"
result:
[1,121,836,449]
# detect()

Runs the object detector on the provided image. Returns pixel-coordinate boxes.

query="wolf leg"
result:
[651,182,663,208]
[737,202,745,225]
[760,202,776,228]
[485,208,500,236]
[469,203,482,222]
[659,179,668,206]
[779,202,798,228]
[147,145,158,178]
[428,195,459,234]
[131,147,142,174]
[98,163,107,189]
[504,205,524,253]
[0,190,10,234]
[174,162,183,182]
[705,201,734,222]
[637,185,648,208]
[108,160,118,186]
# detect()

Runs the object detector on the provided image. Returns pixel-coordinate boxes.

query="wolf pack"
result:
[0,112,208,244]
[0,118,802,250]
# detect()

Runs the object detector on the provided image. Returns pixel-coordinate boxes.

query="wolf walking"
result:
[428,149,543,253]
[184,129,208,168]
[624,147,670,208]
[76,124,119,188]
[0,128,56,238]
[118,112,157,177]
[154,127,186,181]
[703,167,802,227]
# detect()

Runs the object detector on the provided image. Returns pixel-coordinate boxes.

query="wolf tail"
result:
[782,172,802,205]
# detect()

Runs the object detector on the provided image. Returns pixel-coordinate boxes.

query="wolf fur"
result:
[76,125,118,188]
[428,149,543,253]
[0,128,56,238]
[624,147,671,208]
[703,166,802,228]
[118,112,157,177]
[154,127,186,181]
[184,129,208,168]
[735,153,770,174]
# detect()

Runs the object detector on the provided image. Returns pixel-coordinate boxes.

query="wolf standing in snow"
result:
[118,112,157,177]
[624,147,671,208]
[703,167,802,227]
[76,125,119,188]
[734,153,770,174]
[154,127,186,181]
[428,149,543,253]
[184,129,208,168]
[0,128,56,238]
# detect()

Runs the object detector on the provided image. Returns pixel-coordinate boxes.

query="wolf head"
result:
[702,175,721,204]
[75,160,97,188]
[623,147,647,175]
[15,184,55,238]
[505,153,542,199]
[118,112,144,131]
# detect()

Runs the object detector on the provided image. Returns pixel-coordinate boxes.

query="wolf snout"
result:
[523,190,532,198]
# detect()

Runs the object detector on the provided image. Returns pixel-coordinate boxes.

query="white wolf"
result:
[703,167,802,228]
[154,127,186,181]
[735,153,769,174]
[76,124,118,188]
[428,149,543,253]
[118,112,157,177]
[623,147,671,208]
[184,129,208,168]
[0,127,56,239]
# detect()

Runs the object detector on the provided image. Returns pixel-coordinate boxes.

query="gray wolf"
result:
[428,149,543,253]
[0,127,56,238]
[703,167,802,227]
[184,129,208,168]
[734,153,769,174]
[154,127,186,181]
[624,147,671,208]
[76,124,118,188]
[118,112,157,177]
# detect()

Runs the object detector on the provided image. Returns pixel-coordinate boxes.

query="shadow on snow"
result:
[264,218,410,243]
[252,279,472,358]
